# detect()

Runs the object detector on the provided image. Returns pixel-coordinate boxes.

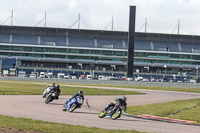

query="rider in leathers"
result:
[65,90,84,105]
[43,83,61,99]
[104,96,127,116]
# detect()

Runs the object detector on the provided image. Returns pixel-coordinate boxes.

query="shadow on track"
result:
[73,111,98,115]
[49,103,64,105]
[116,118,147,122]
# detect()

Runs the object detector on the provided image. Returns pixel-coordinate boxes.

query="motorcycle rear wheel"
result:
[45,96,52,104]
[112,109,122,120]
[98,110,106,118]
[69,103,77,112]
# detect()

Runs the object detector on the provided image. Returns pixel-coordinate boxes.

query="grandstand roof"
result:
[0,25,200,43]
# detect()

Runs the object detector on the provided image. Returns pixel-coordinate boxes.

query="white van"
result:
[30,74,37,78]
[86,75,92,80]
[47,72,53,78]
[98,75,107,80]
[57,73,65,79]
[135,76,143,81]
[39,72,46,78]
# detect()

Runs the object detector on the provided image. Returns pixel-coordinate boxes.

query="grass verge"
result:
[59,83,200,93]
[0,81,143,95]
[0,115,142,133]
[126,98,200,123]
[2,80,200,93]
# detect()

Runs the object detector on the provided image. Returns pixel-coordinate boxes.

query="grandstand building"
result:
[0,25,200,79]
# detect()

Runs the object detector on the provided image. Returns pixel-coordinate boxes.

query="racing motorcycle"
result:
[45,90,58,104]
[98,103,125,120]
[62,96,83,112]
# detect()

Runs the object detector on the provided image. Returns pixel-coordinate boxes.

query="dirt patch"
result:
[0,128,42,133]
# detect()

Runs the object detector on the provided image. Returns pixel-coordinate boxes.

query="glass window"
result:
[31,54,43,58]
[191,55,200,60]
[91,50,101,55]
[12,46,21,51]
[34,47,44,52]
[170,54,179,59]
[135,52,146,57]
[23,47,32,51]
[179,55,191,59]
[79,49,90,54]
[0,46,10,50]
[147,53,157,58]
[68,49,79,53]
[68,55,76,59]
[56,48,66,53]
[102,50,112,55]
[45,54,55,58]
[79,56,90,59]
[113,51,125,56]
[44,48,55,52]
[90,57,98,60]
[0,52,9,55]
[56,55,66,59]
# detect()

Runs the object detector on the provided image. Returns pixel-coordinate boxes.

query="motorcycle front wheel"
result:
[69,103,77,112]
[62,103,67,111]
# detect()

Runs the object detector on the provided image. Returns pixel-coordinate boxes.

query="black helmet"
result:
[56,84,60,89]
[122,96,127,101]
[78,90,83,95]
[52,83,55,86]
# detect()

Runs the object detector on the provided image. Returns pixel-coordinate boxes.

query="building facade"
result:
[0,25,200,78]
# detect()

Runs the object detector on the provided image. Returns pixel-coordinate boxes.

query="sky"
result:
[0,0,200,35]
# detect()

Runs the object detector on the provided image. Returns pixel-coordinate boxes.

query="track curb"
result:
[122,113,200,126]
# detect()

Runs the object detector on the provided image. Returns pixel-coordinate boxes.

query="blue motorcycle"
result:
[62,96,83,112]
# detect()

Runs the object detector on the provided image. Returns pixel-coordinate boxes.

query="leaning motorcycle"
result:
[45,90,57,104]
[98,104,125,120]
[62,96,83,112]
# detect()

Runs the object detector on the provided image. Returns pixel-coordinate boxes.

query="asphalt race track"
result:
[1,86,200,133]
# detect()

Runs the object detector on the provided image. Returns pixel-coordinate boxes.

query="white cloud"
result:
[0,0,200,35]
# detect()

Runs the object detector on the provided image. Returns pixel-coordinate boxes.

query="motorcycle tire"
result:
[111,109,122,120]
[45,96,52,104]
[69,103,77,112]
[62,104,67,111]
[98,110,106,118]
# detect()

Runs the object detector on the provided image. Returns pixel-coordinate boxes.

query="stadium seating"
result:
[180,42,200,53]
[153,41,179,52]
[97,38,124,49]
[0,33,9,43]
[12,34,38,44]
[69,37,94,47]
[135,40,151,50]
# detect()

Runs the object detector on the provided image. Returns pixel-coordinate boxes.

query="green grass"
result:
[0,115,142,133]
[60,83,200,93]
[2,80,200,93]
[126,98,200,123]
[0,81,143,95]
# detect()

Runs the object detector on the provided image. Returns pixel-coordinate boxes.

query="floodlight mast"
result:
[0,10,14,26]
[34,12,47,27]
[127,6,136,78]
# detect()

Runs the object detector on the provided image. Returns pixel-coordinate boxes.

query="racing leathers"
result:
[43,85,61,99]
[65,93,84,105]
[105,98,127,114]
